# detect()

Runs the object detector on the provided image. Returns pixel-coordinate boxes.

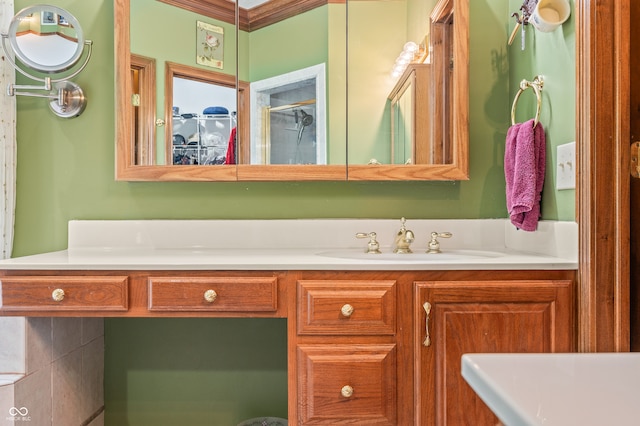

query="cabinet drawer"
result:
[148,276,278,312]
[297,344,396,425]
[297,280,396,335]
[0,276,129,312]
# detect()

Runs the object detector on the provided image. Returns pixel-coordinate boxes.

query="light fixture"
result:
[391,40,428,79]
[1,5,93,118]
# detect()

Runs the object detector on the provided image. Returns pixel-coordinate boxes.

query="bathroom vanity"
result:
[0,219,577,425]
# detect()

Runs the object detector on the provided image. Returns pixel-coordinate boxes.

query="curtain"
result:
[0,0,16,259]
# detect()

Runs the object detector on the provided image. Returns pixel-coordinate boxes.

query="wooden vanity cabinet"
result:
[414,279,574,425]
[294,278,400,425]
[0,275,129,312]
[0,268,575,425]
[0,270,289,317]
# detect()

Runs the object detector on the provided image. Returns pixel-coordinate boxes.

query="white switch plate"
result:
[556,142,576,190]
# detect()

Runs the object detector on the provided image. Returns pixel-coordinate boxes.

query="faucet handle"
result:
[356,232,382,254]
[426,232,452,253]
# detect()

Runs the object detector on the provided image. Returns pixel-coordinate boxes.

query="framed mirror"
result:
[2,4,93,118]
[346,0,468,180]
[114,0,468,181]
[8,5,85,72]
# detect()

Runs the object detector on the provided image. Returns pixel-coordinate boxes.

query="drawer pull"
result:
[51,288,65,302]
[423,301,432,347]
[203,289,218,303]
[341,303,354,317]
[341,385,354,398]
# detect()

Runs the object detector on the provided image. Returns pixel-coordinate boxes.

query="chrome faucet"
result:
[392,217,415,254]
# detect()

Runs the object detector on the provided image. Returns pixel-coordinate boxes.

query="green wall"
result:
[105,318,288,424]
[508,0,576,220]
[11,0,575,424]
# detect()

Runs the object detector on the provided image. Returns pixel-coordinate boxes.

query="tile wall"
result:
[0,318,104,426]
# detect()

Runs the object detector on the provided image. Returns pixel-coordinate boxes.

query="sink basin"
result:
[316,249,504,262]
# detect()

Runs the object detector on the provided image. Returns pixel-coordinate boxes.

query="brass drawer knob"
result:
[204,289,218,303]
[341,304,354,317]
[341,385,354,398]
[52,288,65,302]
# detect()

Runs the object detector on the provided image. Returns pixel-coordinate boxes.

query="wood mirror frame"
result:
[114,0,469,181]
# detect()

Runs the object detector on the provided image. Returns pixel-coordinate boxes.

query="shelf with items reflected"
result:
[172,107,236,165]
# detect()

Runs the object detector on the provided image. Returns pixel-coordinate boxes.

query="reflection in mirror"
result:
[389,63,431,165]
[9,5,84,72]
[237,0,346,179]
[430,0,455,164]
[117,0,238,180]
[163,62,249,166]
[170,77,235,165]
[2,4,93,118]
[250,64,326,165]
[347,0,468,180]
[131,54,156,165]
[115,0,468,181]
[116,0,347,180]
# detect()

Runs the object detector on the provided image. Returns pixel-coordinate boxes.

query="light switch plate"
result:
[556,142,576,190]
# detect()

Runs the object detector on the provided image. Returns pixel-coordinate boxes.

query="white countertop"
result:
[461,353,640,425]
[0,219,578,271]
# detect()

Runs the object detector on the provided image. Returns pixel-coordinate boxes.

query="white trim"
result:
[249,63,327,164]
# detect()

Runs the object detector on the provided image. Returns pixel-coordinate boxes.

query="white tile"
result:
[0,375,22,386]
[0,318,25,374]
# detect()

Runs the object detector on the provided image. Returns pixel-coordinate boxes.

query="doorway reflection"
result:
[171,77,237,165]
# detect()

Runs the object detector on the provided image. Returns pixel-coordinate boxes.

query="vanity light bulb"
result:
[400,51,413,61]
[403,41,419,53]
[392,64,406,77]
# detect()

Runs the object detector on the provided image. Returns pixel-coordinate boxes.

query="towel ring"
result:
[511,75,544,128]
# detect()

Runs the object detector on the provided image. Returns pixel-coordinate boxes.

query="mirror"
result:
[1,4,93,118]
[389,63,430,165]
[115,0,468,181]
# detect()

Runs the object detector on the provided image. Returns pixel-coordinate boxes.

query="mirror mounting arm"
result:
[7,77,53,98]
[1,35,93,119]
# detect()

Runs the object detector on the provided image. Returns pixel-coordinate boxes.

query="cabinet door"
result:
[415,280,573,425]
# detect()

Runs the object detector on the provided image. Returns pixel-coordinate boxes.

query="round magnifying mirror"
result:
[7,5,85,73]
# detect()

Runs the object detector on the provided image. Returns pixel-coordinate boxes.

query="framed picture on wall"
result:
[41,11,56,25]
[196,21,224,69]
[58,15,69,26]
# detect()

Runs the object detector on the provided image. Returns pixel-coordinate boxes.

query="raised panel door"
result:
[414,280,573,425]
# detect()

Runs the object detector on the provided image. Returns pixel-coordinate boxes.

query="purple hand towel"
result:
[504,118,546,232]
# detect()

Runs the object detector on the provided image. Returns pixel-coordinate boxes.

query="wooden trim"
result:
[430,0,454,21]
[158,0,335,32]
[163,62,237,165]
[130,54,156,165]
[237,164,346,181]
[244,0,331,31]
[630,0,640,351]
[576,0,631,351]
[157,0,236,28]
[114,0,133,179]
